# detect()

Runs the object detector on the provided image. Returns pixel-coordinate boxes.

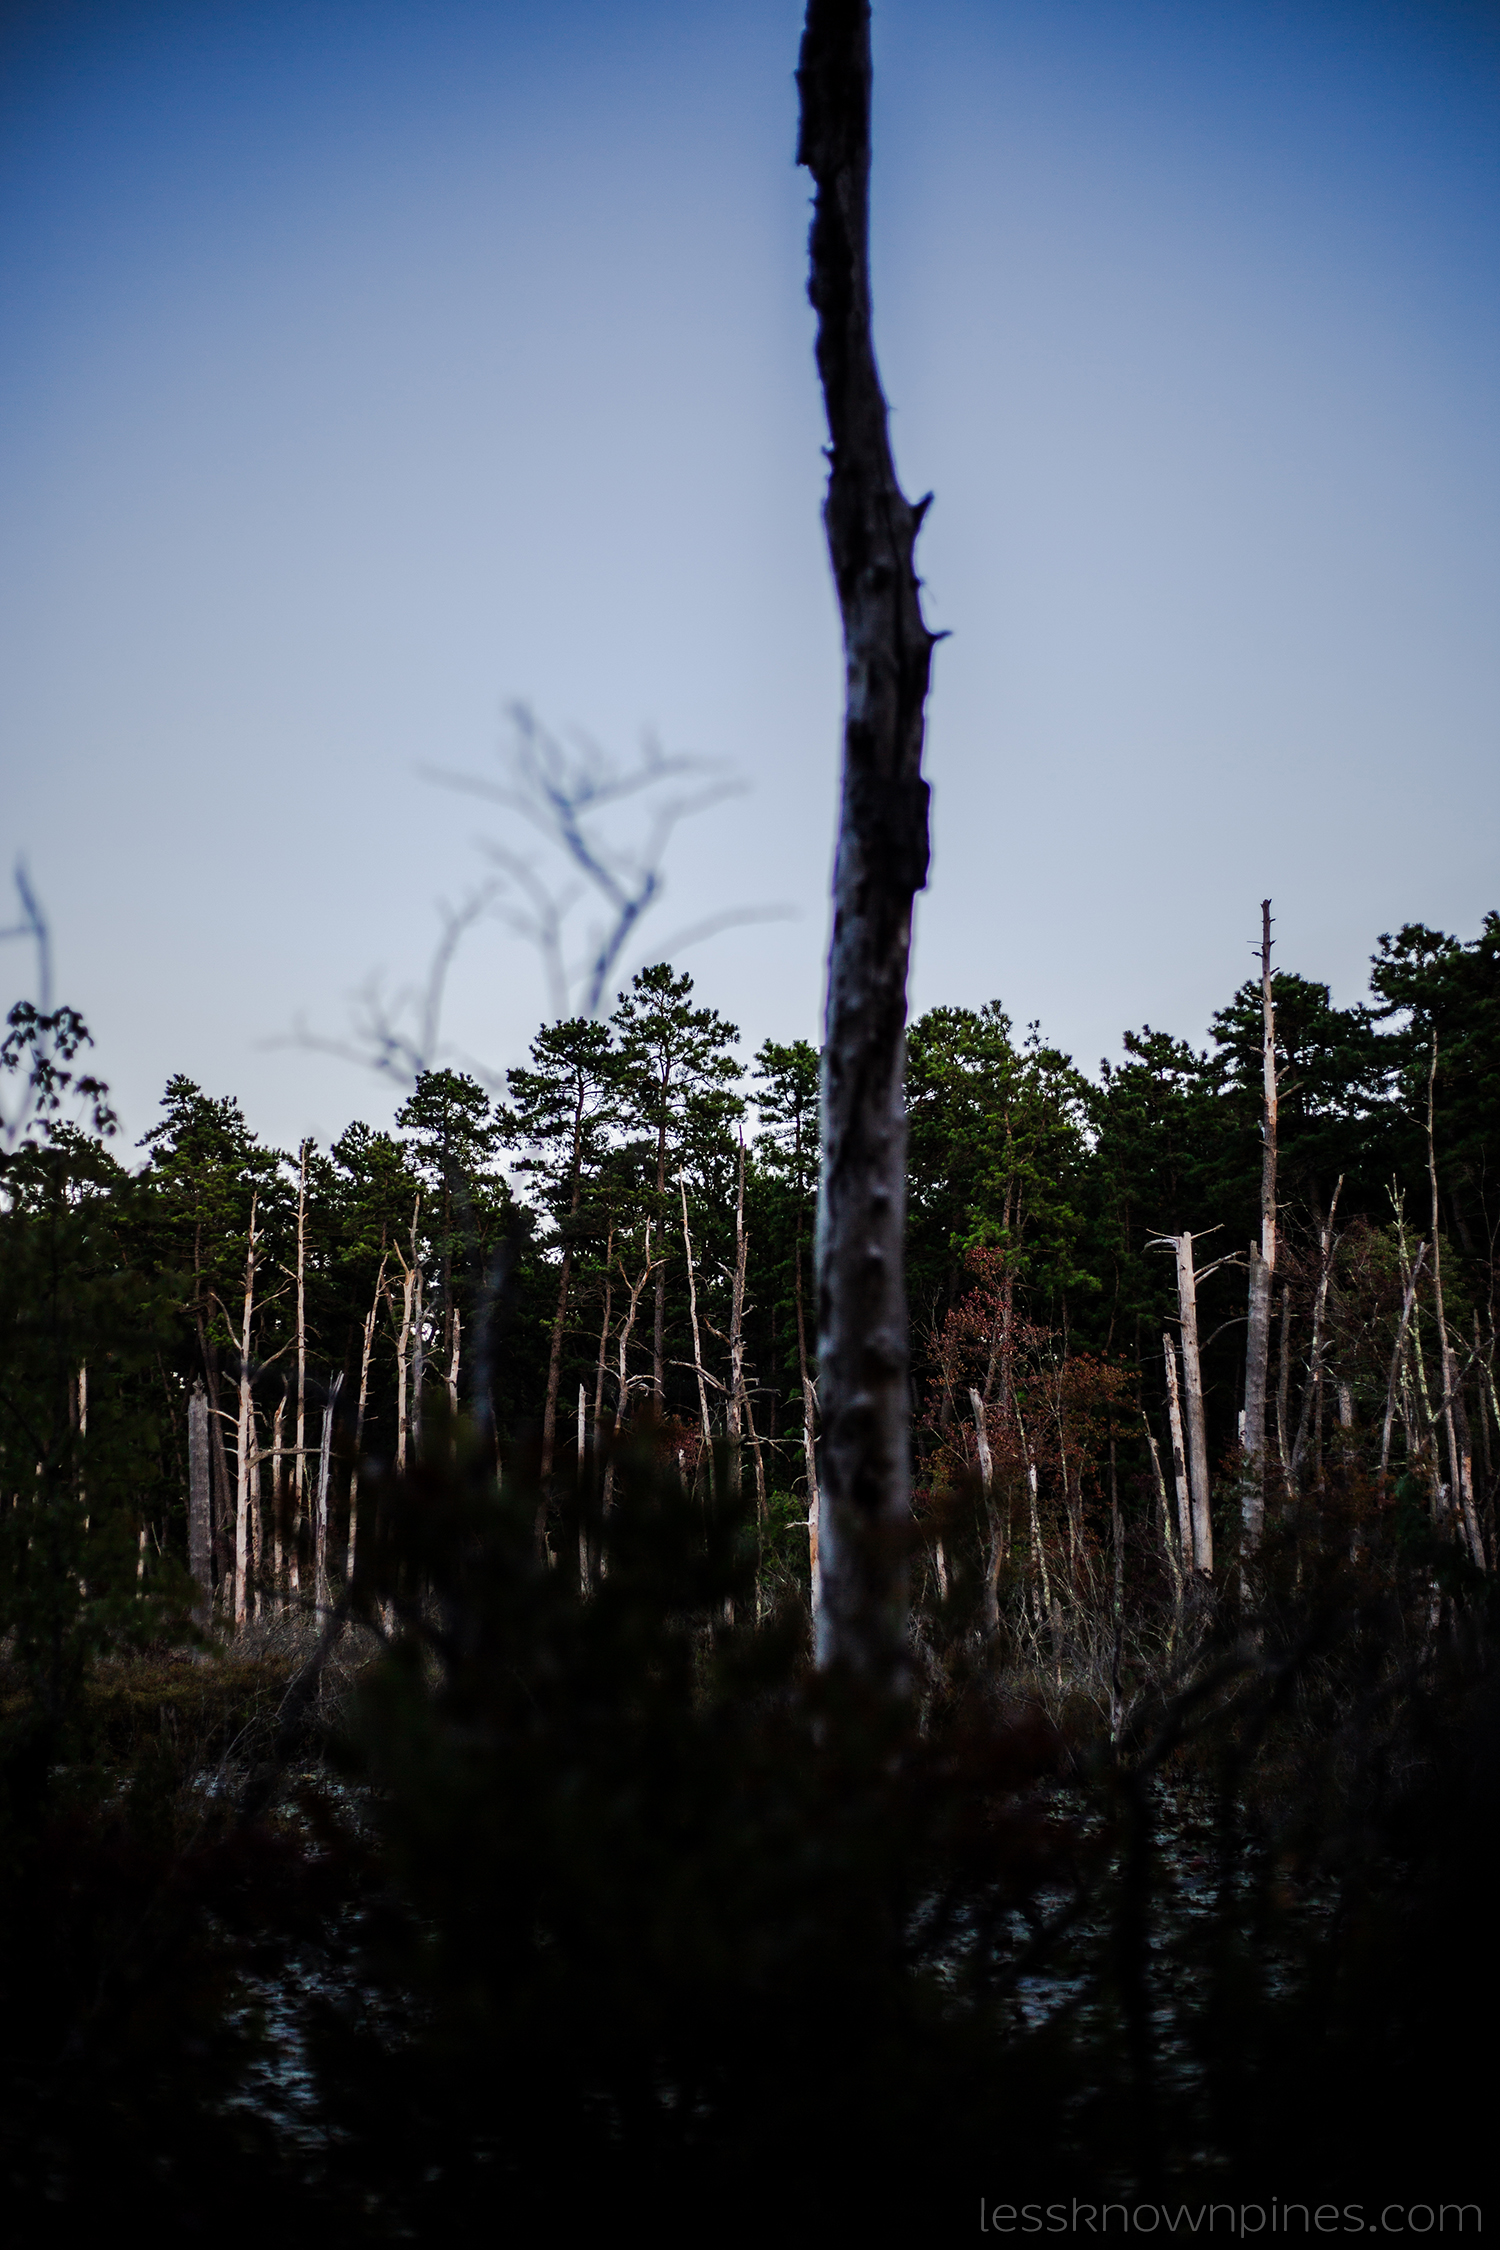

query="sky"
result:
[3,0,1497,1153]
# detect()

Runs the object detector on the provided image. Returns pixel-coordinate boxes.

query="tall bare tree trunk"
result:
[1426,1037,1484,1567]
[678,1174,714,1470]
[348,1256,386,1584]
[233,1192,261,1627]
[970,1385,1001,1635]
[1242,900,1278,1552]
[269,1389,286,1594]
[789,1130,821,1619]
[394,1226,416,1478]
[294,1140,309,1590]
[602,1227,656,1518]
[727,1134,749,1510]
[1380,1241,1427,1493]
[314,1371,343,1610]
[1162,1332,1194,1573]
[1163,1237,1214,1577]
[410,1256,425,1463]
[188,1377,212,1623]
[1290,1181,1343,1489]
[799,0,939,1682]
[1143,1414,1184,1610]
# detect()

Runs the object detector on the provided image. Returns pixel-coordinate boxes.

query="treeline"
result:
[3,913,1500,2227]
[2,914,1498,1670]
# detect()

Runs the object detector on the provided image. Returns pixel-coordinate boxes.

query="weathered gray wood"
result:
[799,0,941,1681]
[1172,1237,1214,1578]
[1162,1331,1194,1574]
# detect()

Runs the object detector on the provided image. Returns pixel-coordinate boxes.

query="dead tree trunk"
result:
[727,1133,749,1512]
[233,1192,261,1627]
[348,1254,387,1584]
[294,1140,309,1586]
[798,0,940,1681]
[188,1377,212,1624]
[1152,1236,1216,1578]
[970,1385,1001,1635]
[678,1173,714,1465]
[1427,1036,1485,1568]
[1290,1180,1343,1490]
[1162,1331,1194,1573]
[314,1371,343,1610]
[1242,899,1278,1552]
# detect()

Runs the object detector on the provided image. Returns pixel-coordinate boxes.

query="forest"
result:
[2,902,1498,2229]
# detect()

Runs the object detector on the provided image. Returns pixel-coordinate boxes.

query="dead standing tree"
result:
[799,0,942,1680]
[1241,900,1278,1555]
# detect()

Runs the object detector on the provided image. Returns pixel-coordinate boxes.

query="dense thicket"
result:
[1,912,1497,2229]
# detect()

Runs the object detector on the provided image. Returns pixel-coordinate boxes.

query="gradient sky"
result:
[3,0,1497,1151]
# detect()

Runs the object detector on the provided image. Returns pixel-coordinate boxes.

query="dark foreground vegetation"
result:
[1,909,1497,2233]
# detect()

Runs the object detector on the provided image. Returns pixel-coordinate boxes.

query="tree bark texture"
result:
[799,0,940,1681]
[1171,1236,1214,1578]
[1162,1332,1194,1574]
[1241,899,1277,1551]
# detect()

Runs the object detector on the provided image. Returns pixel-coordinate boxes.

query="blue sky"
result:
[3,0,1497,1149]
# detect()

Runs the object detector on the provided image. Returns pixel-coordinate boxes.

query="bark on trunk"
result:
[970,1384,1001,1635]
[1171,1238,1214,1577]
[799,0,939,1682]
[1162,1332,1194,1573]
[1241,899,1277,1552]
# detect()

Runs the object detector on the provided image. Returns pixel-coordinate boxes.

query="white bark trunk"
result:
[1173,1236,1214,1577]
[1163,1331,1194,1574]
